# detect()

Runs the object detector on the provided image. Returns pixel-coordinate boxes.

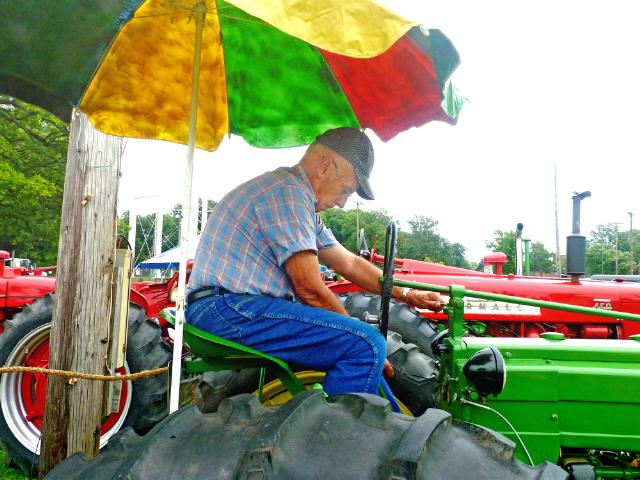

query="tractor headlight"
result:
[462,347,506,396]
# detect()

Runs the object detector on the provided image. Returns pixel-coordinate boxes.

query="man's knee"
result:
[351,327,386,364]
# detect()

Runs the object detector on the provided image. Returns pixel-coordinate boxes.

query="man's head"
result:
[301,127,375,211]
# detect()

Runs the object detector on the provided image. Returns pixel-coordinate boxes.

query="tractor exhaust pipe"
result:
[566,191,591,282]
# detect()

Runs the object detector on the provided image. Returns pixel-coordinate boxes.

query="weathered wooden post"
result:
[39,110,123,478]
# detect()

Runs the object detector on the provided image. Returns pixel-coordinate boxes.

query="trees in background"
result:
[485,230,553,275]
[586,224,636,275]
[0,95,68,265]
[400,215,471,268]
[320,210,472,269]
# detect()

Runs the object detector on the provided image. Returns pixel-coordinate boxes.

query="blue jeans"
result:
[185,293,386,395]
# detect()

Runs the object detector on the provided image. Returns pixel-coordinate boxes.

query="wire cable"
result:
[460,397,534,466]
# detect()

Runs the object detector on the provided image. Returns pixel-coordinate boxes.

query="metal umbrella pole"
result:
[170,0,206,414]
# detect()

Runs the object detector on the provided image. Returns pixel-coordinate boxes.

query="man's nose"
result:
[336,197,347,208]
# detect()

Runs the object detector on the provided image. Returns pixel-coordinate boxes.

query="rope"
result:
[0,366,168,383]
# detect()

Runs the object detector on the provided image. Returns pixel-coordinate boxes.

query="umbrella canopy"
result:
[1,0,461,151]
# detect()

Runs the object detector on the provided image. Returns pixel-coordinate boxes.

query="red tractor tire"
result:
[0,294,171,476]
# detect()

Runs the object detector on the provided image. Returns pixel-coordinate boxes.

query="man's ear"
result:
[318,153,332,176]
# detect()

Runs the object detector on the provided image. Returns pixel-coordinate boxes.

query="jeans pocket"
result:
[189,297,244,343]
[223,293,264,320]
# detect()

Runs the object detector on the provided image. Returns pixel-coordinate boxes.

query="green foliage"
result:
[485,231,554,275]
[586,224,638,275]
[0,450,29,479]
[529,241,554,274]
[320,207,393,253]
[486,230,516,274]
[399,215,470,268]
[320,209,471,268]
[0,95,68,265]
[586,242,616,275]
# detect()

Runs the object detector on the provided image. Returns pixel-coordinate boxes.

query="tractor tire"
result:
[0,294,171,476]
[386,331,439,414]
[196,332,438,415]
[46,391,567,480]
[338,291,440,358]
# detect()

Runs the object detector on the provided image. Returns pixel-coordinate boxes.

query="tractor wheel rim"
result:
[255,371,413,416]
[0,323,132,455]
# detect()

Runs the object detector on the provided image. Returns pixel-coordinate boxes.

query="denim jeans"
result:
[185,293,386,395]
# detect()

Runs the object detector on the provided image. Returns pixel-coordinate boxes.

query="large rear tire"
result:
[338,291,440,358]
[0,295,171,476]
[46,391,567,480]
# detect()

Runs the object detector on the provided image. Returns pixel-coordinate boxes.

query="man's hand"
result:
[406,290,445,312]
[383,359,394,377]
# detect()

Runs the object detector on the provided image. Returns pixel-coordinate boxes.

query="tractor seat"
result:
[159,307,305,396]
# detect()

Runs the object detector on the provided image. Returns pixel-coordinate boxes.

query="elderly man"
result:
[187,127,443,395]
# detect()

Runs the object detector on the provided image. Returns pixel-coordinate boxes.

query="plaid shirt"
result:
[189,165,337,299]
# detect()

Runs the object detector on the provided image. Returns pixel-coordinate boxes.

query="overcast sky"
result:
[119,1,640,262]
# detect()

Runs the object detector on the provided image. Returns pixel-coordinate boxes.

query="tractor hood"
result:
[1,272,56,309]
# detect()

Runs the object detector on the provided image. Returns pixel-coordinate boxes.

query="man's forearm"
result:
[337,255,411,301]
[293,283,349,315]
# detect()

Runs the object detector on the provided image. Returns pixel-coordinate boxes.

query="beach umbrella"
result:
[1,0,462,413]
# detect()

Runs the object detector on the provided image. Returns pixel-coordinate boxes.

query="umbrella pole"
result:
[170,0,207,414]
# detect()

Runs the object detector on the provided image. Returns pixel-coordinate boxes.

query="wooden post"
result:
[39,111,123,478]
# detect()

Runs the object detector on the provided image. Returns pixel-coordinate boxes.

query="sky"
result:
[119,1,640,262]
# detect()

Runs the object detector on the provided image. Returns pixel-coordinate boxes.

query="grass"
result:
[0,451,30,480]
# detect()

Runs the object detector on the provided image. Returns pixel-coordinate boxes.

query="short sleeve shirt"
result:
[188,165,337,299]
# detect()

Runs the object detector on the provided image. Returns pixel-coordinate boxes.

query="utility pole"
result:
[612,222,623,274]
[553,161,561,275]
[629,212,635,275]
[40,111,123,477]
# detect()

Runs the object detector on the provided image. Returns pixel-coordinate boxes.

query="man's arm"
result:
[319,244,444,311]
[284,250,349,315]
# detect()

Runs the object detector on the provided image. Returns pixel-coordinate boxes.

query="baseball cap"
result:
[316,127,375,200]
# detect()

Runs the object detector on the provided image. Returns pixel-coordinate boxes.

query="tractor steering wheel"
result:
[379,221,397,339]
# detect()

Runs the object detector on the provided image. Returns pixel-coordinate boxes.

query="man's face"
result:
[314,153,359,212]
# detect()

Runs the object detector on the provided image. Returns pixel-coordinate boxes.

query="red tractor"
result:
[0,250,175,475]
[331,248,640,358]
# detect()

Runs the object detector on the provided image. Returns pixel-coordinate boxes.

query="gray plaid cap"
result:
[315,127,375,200]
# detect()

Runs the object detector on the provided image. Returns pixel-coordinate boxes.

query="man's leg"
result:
[186,293,386,395]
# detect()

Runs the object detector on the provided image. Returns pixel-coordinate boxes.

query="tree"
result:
[485,230,553,276]
[585,242,616,275]
[0,95,68,265]
[485,230,516,274]
[586,224,638,275]
[401,215,447,263]
[529,241,554,274]
[447,242,471,269]
[320,207,393,253]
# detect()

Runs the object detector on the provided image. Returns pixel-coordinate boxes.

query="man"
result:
[187,127,443,395]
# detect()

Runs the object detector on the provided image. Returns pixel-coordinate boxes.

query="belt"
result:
[187,286,230,305]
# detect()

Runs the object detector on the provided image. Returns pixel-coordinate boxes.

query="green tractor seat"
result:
[160,307,305,397]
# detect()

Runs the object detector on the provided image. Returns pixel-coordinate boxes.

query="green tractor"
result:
[378,222,640,479]
[44,224,640,479]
